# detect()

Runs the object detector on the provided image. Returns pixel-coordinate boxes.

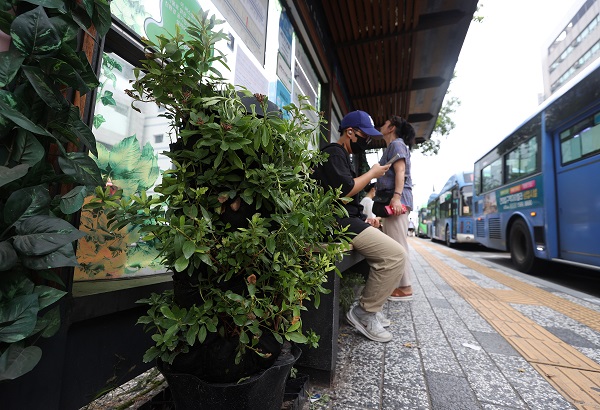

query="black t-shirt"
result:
[313,143,370,235]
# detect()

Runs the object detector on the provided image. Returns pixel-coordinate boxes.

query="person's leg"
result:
[351,226,405,312]
[382,214,410,287]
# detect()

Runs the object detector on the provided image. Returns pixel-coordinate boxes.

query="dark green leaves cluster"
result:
[0,0,111,380]
[100,8,352,366]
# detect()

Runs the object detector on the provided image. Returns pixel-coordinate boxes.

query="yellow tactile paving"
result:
[410,238,600,409]
[429,243,600,332]
[531,364,600,409]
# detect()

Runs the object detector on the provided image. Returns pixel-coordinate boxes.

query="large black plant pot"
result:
[157,342,301,410]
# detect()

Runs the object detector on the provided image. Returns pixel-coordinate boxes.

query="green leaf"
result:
[186,324,198,346]
[285,331,308,344]
[159,306,176,320]
[0,241,18,271]
[0,164,30,189]
[93,114,106,129]
[66,106,98,156]
[22,65,70,111]
[174,256,189,272]
[39,57,91,94]
[0,9,15,35]
[13,215,85,256]
[0,344,42,381]
[9,129,45,166]
[35,286,67,310]
[39,306,61,338]
[266,236,275,254]
[24,0,66,9]
[21,243,79,269]
[0,294,39,343]
[92,0,113,38]
[0,100,53,137]
[100,90,116,106]
[0,49,25,87]
[4,185,50,227]
[182,241,195,259]
[59,185,87,214]
[58,152,102,187]
[11,6,62,57]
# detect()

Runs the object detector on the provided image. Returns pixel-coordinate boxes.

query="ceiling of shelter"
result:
[293,0,479,146]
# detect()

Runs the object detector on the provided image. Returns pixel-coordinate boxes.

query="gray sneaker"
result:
[346,305,393,342]
[376,311,391,327]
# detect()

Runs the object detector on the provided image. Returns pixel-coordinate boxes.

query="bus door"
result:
[451,188,458,239]
[555,117,600,267]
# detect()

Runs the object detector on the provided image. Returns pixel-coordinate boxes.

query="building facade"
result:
[542,0,600,98]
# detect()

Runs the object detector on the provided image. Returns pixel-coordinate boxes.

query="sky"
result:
[371,0,581,212]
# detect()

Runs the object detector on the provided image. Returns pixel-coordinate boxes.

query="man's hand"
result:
[370,163,390,178]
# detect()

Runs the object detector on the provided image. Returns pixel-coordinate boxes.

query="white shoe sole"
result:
[387,295,413,302]
[346,309,392,343]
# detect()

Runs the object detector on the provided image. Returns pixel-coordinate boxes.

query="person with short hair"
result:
[312,110,406,343]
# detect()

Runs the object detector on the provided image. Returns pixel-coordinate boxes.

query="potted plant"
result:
[0,0,110,381]
[97,9,350,409]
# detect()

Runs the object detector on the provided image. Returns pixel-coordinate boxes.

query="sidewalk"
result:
[305,237,600,409]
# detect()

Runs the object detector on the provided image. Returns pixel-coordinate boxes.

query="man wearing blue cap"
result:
[313,110,406,343]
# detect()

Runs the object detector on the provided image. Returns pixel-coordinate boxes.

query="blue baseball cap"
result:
[338,110,383,138]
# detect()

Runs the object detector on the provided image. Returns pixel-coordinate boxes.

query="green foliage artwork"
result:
[75,135,162,280]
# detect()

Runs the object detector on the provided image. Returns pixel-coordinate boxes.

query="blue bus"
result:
[428,172,476,247]
[473,57,600,273]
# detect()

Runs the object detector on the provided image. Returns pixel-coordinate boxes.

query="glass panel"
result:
[581,123,600,156]
[561,109,600,164]
[482,158,503,192]
[74,52,172,281]
[460,186,473,216]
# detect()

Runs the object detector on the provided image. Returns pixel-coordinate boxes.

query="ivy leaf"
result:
[93,114,106,129]
[100,90,116,106]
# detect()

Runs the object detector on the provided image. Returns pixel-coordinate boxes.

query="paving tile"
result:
[472,331,520,356]
[425,371,479,410]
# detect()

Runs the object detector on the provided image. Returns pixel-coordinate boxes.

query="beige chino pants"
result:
[352,226,406,312]
[382,213,411,288]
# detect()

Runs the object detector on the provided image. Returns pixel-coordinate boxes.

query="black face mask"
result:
[350,136,370,153]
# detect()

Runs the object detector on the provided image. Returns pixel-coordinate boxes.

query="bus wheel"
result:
[509,219,536,273]
[445,227,453,248]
